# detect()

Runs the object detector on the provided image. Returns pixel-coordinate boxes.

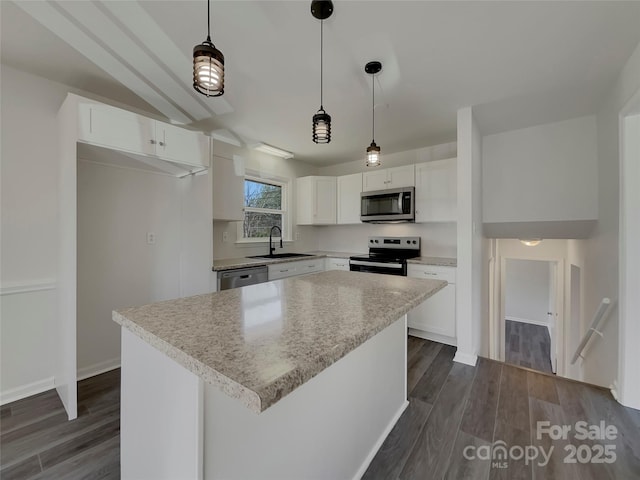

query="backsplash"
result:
[314,223,457,257]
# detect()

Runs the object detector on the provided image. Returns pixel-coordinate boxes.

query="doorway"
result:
[502,259,558,374]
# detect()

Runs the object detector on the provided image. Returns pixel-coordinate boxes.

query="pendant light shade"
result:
[193,0,224,97]
[311,0,333,144]
[365,61,382,167]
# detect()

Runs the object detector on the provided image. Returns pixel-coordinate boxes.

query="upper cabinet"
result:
[78,102,209,169]
[337,173,362,224]
[415,158,457,223]
[362,165,415,192]
[212,155,244,221]
[296,176,337,225]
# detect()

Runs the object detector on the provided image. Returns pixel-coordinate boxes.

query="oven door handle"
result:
[349,260,403,269]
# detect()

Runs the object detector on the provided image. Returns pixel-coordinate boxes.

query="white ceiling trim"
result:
[14,0,192,124]
[100,1,233,118]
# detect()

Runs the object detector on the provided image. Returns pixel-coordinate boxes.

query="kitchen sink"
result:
[247,253,315,259]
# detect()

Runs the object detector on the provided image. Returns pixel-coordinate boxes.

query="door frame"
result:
[491,255,565,376]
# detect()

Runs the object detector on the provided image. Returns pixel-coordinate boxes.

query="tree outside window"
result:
[242,178,285,239]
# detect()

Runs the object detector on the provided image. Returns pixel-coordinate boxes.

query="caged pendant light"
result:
[311,0,333,144]
[365,61,382,167]
[193,0,225,97]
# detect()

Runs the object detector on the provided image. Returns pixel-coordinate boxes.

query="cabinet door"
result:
[313,177,337,225]
[296,177,314,225]
[326,258,350,271]
[337,173,362,224]
[212,155,244,221]
[415,158,457,222]
[362,169,389,192]
[156,122,210,168]
[387,165,415,188]
[408,284,456,337]
[78,103,155,156]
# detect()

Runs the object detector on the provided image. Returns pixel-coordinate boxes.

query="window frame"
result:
[236,171,292,244]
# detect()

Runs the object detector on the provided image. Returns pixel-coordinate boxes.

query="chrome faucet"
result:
[269,225,283,256]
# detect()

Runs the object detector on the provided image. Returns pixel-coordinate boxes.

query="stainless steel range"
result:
[349,236,421,276]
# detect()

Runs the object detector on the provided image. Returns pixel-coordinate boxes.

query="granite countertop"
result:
[213,252,454,271]
[407,256,457,267]
[113,271,446,413]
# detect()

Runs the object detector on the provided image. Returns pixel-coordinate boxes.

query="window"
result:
[239,176,289,241]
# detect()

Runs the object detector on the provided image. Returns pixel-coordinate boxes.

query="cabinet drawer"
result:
[268,263,298,280]
[326,258,350,271]
[297,259,324,275]
[407,264,455,283]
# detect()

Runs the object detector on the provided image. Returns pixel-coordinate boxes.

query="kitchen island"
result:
[114,270,446,480]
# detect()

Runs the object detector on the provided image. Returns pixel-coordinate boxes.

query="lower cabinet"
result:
[325,257,350,271]
[407,264,456,344]
[268,258,324,281]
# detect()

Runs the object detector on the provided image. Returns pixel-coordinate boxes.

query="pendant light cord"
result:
[320,19,324,109]
[207,0,211,42]
[371,74,375,143]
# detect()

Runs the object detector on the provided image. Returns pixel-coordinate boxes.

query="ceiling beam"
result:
[14,0,192,124]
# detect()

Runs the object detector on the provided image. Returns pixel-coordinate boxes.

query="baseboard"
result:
[453,351,478,366]
[352,400,409,480]
[77,357,121,381]
[1,377,55,405]
[505,316,550,328]
[408,328,457,347]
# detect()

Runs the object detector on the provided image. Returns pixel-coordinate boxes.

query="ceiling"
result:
[2,1,640,166]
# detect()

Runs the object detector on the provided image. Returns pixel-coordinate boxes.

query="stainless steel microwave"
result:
[360,187,415,223]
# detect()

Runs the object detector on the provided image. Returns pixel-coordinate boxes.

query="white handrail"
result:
[570,298,613,364]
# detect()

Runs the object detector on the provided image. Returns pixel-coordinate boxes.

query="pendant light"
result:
[193,0,224,97]
[365,61,382,167]
[311,0,333,144]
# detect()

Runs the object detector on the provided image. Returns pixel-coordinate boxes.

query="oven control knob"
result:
[413,240,417,244]
[374,239,379,243]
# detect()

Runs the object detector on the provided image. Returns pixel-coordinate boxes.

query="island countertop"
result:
[113,270,446,413]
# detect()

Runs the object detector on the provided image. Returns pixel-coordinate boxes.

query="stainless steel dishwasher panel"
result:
[217,266,269,290]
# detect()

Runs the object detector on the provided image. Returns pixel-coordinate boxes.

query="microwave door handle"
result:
[398,193,402,212]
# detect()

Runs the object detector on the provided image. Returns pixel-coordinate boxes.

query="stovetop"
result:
[350,236,421,264]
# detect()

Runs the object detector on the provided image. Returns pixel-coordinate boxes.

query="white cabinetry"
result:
[326,257,350,271]
[78,102,209,168]
[337,173,362,224]
[296,176,337,225]
[362,165,414,192]
[407,264,456,344]
[212,155,244,221]
[415,158,457,223]
[268,258,324,280]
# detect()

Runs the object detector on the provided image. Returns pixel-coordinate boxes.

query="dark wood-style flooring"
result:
[364,336,640,480]
[505,320,554,374]
[2,340,640,480]
[0,369,120,480]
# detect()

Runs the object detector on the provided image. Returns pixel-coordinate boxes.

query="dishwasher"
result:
[217,266,269,290]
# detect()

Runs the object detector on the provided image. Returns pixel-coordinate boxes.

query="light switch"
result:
[147,232,156,245]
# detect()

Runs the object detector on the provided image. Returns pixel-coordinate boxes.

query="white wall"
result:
[482,115,598,237]
[455,107,484,365]
[583,40,640,394]
[317,142,457,177]
[77,159,184,377]
[505,259,550,324]
[1,66,69,401]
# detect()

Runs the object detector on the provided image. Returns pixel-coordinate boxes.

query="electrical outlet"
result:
[295,231,300,241]
[146,232,156,245]
[222,231,229,243]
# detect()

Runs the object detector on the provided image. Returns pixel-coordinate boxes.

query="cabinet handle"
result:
[159,141,165,147]
[424,272,438,276]
[280,269,290,273]
[149,139,156,145]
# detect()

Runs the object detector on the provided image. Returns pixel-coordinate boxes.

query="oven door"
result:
[349,259,407,276]
[360,187,414,223]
